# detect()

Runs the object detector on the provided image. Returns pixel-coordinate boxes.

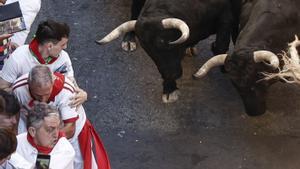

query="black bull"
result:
[195,0,300,116]
[97,0,240,103]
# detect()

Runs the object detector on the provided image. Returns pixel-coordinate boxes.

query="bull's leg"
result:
[122,0,145,52]
[231,20,239,45]
[237,85,268,116]
[211,9,233,73]
[211,5,233,55]
[122,31,137,52]
[162,80,179,103]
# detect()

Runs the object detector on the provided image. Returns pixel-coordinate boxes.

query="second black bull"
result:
[194,0,300,116]
[97,0,241,103]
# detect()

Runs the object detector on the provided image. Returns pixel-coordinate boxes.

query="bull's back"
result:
[136,0,232,47]
[235,0,300,53]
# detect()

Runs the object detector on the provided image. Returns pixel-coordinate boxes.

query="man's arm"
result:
[68,77,87,108]
[0,34,12,41]
[59,89,78,139]
[61,52,87,107]
[62,122,76,139]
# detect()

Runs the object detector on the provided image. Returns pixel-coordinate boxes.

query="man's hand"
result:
[69,88,87,108]
[0,34,12,41]
[8,41,18,53]
[0,0,6,6]
[0,77,12,92]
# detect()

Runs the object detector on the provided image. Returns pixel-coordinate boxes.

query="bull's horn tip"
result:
[271,60,280,67]
[192,72,204,79]
[192,74,200,80]
[95,40,105,45]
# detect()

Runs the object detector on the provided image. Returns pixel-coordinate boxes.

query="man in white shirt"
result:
[0,20,87,108]
[13,65,110,169]
[0,128,33,169]
[16,102,75,169]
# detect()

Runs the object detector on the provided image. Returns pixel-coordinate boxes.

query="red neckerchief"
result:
[28,72,65,106]
[27,131,66,155]
[29,38,58,64]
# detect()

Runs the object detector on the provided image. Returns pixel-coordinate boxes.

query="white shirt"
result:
[0,152,34,169]
[6,0,41,46]
[13,74,86,142]
[0,45,74,83]
[16,133,75,169]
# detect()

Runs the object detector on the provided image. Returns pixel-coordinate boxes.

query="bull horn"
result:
[161,18,190,44]
[96,20,137,45]
[193,54,227,78]
[253,50,279,68]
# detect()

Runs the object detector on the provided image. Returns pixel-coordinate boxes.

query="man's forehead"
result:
[31,83,52,92]
[32,81,53,88]
[43,116,60,127]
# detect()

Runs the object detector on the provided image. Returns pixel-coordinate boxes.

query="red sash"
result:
[78,119,111,169]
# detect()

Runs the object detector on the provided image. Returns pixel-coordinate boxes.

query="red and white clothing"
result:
[13,73,83,137]
[6,0,41,46]
[16,132,75,169]
[13,73,111,169]
[0,39,74,84]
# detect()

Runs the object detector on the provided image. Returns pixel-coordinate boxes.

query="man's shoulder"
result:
[63,77,75,92]
[12,74,29,90]
[18,0,41,9]
[16,133,32,149]
[53,136,75,154]
[16,132,27,141]
[59,50,70,58]
[13,44,30,52]
[9,151,34,169]
[56,84,75,101]
[10,45,31,60]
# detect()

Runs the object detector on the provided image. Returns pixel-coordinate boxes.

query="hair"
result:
[28,65,53,88]
[0,0,7,4]
[35,19,70,45]
[0,90,20,116]
[27,102,60,129]
[0,128,17,160]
